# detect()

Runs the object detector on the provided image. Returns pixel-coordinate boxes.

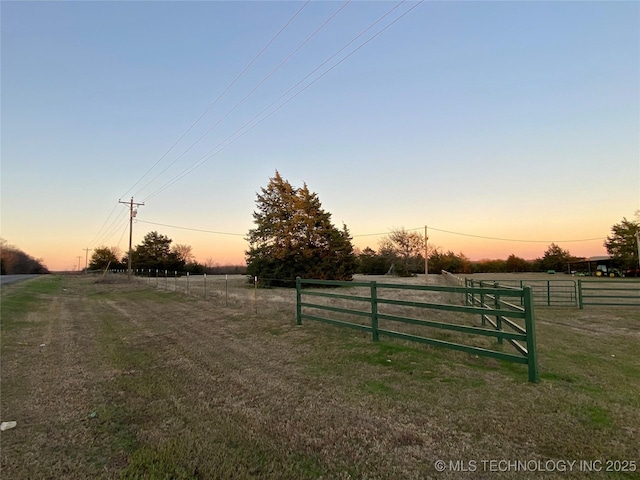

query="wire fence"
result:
[132,270,298,314]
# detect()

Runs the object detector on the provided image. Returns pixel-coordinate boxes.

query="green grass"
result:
[0,275,62,330]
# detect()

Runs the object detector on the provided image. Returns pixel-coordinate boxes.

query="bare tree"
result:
[172,244,195,265]
[379,227,425,276]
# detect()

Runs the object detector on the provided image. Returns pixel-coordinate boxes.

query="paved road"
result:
[0,274,42,286]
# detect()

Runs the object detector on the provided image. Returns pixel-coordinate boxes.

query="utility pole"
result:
[636,230,640,269]
[424,225,429,282]
[76,256,82,272]
[119,197,145,281]
[83,248,90,273]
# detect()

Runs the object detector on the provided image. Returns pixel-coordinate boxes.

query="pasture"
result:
[1,274,638,479]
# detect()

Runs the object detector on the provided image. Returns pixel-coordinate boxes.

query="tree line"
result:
[0,238,49,274]
[87,173,639,282]
[356,239,588,276]
[89,232,246,275]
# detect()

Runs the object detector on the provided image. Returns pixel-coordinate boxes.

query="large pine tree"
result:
[246,172,356,285]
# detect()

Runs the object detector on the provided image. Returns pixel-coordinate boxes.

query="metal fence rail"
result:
[459,276,640,308]
[296,277,538,382]
[465,278,577,307]
[578,280,640,308]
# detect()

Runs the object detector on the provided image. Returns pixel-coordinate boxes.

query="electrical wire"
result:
[133,0,352,200]
[143,1,421,202]
[423,226,605,244]
[137,219,245,236]
[115,218,131,250]
[94,209,130,247]
[89,2,310,249]
[119,1,312,200]
[87,200,120,246]
[134,218,604,244]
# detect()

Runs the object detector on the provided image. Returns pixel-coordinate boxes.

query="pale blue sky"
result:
[2,1,638,270]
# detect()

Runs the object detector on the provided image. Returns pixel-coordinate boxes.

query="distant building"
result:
[567,256,622,276]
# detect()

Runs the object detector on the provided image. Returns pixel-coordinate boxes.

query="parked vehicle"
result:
[595,264,624,277]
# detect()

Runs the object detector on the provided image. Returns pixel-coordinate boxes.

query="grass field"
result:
[1,274,638,479]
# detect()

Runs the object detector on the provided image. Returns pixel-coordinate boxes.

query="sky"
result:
[1,0,639,271]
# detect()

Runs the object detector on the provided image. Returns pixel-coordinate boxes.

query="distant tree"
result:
[378,227,425,276]
[0,238,49,274]
[428,248,472,274]
[245,172,356,286]
[474,259,507,273]
[356,246,389,275]
[172,244,195,264]
[131,231,184,272]
[505,254,531,273]
[604,213,640,272]
[538,243,573,272]
[185,262,205,274]
[89,246,122,271]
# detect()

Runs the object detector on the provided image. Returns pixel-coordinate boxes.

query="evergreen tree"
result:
[246,172,356,286]
[356,247,389,275]
[538,243,573,273]
[131,231,184,272]
[604,214,640,273]
[89,246,122,270]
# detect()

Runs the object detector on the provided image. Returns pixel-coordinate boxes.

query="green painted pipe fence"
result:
[457,276,640,309]
[578,280,640,308]
[296,277,538,383]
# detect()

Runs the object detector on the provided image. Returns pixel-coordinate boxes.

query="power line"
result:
[94,209,130,247]
[143,1,422,202]
[91,1,423,243]
[88,201,121,246]
[115,219,131,250]
[134,218,604,244]
[137,219,245,236]
[120,1,312,201]
[423,226,605,244]
[89,2,312,251]
[135,0,353,201]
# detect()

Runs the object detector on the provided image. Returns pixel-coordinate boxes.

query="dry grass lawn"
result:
[1,274,638,479]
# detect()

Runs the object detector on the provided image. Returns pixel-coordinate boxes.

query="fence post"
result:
[494,282,502,344]
[187,272,190,295]
[296,277,302,325]
[165,270,168,290]
[371,281,379,342]
[577,280,584,309]
[174,271,177,291]
[547,280,551,307]
[254,276,258,315]
[204,273,207,300]
[225,274,228,307]
[523,286,539,383]
[479,281,486,326]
